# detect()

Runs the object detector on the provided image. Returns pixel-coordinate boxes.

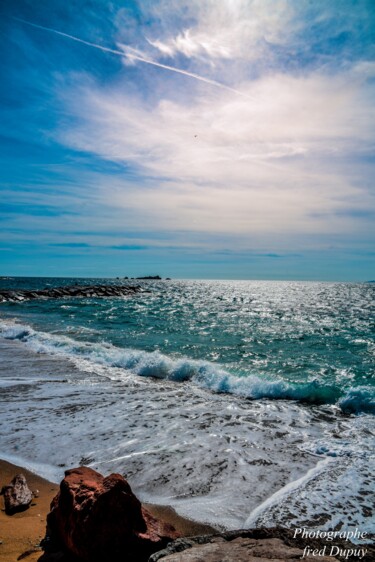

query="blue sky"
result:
[0,0,374,280]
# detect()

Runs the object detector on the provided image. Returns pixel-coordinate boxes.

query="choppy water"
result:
[0,278,374,537]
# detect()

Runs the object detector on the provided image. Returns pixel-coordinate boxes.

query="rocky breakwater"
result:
[42,467,179,562]
[0,284,143,303]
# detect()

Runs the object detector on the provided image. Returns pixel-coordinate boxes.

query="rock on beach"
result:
[1,473,33,514]
[44,466,179,562]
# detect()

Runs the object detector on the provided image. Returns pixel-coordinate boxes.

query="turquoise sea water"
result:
[0,278,374,413]
[0,277,374,533]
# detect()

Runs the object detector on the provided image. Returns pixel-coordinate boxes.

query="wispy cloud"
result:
[146,0,294,61]
[50,242,91,248]
[14,17,249,98]
[111,244,149,251]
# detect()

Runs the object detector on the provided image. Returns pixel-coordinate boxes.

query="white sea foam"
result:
[0,452,63,484]
[244,457,334,528]
[249,454,375,544]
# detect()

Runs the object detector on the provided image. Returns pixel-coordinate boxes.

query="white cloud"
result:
[145,0,294,62]
[57,63,374,244]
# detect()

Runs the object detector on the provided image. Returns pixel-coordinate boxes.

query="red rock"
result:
[45,467,179,562]
[1,473,33,514]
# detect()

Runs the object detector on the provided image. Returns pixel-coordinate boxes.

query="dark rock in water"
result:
[0,284,143,303]
[1,474,33,514]
[44,467,179,562]
[136,276,162,280]
[53,290,64,297]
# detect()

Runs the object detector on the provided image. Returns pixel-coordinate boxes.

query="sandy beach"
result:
[0,459,216,562]
[0,459,58,562]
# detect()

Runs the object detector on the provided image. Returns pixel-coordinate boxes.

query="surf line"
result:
[244,456,335,528]
[13,17,250,98]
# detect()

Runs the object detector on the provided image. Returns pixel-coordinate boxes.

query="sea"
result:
[0,277,374,538]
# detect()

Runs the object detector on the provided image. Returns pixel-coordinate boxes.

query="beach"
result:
[0,459,58,562]
[0,458,216,562]
[1,459,373,562]
[0,278,374,558]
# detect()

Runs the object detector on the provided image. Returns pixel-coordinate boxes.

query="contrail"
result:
[14,17,249,98]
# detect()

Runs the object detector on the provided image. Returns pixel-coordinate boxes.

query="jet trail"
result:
[14,17,249,98]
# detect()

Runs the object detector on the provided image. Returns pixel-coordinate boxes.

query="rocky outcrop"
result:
[151,536,309,561]
[149,528,374,562]
[0,284,143,303]
[44,467,179,562]
[1,474,33,514]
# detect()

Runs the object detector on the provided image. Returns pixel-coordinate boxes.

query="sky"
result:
[0,0,374,280]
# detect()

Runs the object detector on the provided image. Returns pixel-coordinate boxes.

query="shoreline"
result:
[0,459,216,562]
[0,331,373,534]
[2,459,373,562]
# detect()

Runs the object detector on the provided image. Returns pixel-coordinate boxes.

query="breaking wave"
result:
[1,320,373,414]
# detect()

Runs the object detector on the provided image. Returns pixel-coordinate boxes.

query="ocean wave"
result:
[338,388,375,415]
[1,324,31,340]
[1,320,373,414]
